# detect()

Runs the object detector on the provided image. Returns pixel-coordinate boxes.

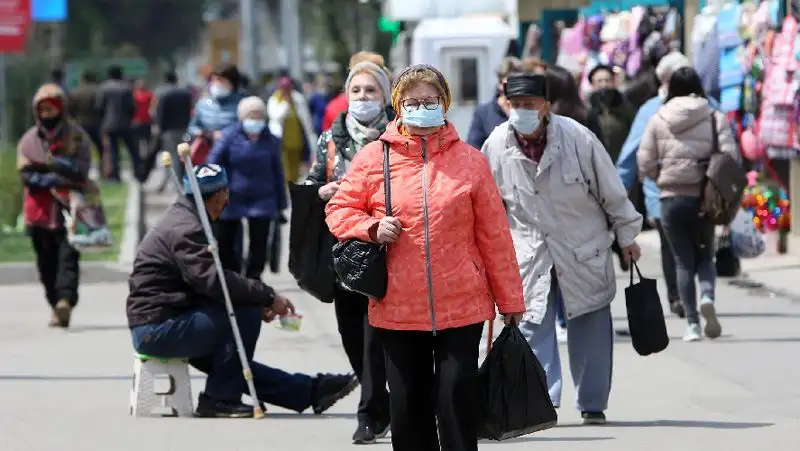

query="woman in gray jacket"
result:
[637,67,737,342]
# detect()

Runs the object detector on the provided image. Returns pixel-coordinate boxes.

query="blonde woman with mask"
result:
[306,60,394,444]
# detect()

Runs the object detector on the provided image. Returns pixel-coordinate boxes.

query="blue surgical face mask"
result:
[508,108,541,136]
[349,100,383,123]
[209,84,231,99]
[242,119,266,135]
[403,105,445,128]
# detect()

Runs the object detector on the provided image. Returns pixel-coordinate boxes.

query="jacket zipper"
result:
[421,139,438,335]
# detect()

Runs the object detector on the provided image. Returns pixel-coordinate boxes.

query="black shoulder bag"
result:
[331,141,391,299]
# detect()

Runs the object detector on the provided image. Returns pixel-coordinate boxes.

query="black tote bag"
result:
[287,183,336,303]
[624,261,669,356]
[477,322,558,441]
[331,141,391,299]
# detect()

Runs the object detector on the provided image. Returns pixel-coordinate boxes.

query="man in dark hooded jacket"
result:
[127,163,357,418]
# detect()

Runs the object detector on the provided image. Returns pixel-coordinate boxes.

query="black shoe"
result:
[669,300,686,318]
[374,419,390,439]
[312,373,359,415]
[581,411,607,425]
[352,420,377,445]
[194,392,254,418]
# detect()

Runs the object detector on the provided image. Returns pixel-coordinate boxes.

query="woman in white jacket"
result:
[267,76,318,183]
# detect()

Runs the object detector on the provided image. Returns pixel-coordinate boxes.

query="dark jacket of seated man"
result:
[125,163,357,419]
[126,194,275,328]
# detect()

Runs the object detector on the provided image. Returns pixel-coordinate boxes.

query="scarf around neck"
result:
[345,111,387,158]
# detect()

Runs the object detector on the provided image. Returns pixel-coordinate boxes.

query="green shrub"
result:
[0,147,22,227]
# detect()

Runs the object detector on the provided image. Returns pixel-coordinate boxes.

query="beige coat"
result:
[637,95,737,198]
[481,117,642,324]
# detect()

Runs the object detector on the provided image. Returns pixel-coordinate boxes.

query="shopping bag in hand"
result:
[625,261,669,356]
[287,183,336,303]
[53,185,113,252]
[729,208,765,258]
[477,322,557,441]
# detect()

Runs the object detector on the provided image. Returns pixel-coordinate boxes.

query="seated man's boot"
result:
[195,392,254,418]
[312,373,359,415]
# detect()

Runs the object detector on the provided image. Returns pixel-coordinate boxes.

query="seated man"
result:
[126,163,357,418]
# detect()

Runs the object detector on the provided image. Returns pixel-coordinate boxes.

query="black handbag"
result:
[331,141,391,299]
[624,261,669,356]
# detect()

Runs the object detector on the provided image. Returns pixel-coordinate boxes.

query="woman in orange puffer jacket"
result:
[325,64,525,451]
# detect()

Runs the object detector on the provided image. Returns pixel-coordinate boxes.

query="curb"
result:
[118,179,143,267]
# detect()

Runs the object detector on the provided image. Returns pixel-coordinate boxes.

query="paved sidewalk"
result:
[1,222,798,449]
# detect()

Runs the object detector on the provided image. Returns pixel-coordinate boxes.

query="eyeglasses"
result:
[400,96,441,112]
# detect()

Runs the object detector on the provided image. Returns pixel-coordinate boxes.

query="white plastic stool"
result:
[129,352,193,417]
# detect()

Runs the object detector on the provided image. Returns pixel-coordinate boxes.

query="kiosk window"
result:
[455,58,478,105]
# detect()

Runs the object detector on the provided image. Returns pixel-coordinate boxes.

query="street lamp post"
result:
[240,0,259,78]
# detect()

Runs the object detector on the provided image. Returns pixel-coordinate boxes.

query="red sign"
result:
[0,0,31,53]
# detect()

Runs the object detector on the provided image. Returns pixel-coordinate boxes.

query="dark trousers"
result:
[132,122,152,148]
[29,227,80,307]
[106,128,143,181]
[217,218,272,279]
[655,219,680,302]
[378,323,484,451]
[333,286,390,424]
[660,196,717,324]
[131,304,313,411]
[80,123,104,174]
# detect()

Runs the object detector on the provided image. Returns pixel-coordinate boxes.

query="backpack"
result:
[700,113,747,225]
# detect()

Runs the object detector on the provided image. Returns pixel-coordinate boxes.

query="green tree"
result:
[65,0,209,61]
[302,0,393,72]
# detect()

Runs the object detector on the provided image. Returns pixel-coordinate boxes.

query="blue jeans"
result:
[555,290,567,328]
[131,304,313,412]
[660,196,716,324]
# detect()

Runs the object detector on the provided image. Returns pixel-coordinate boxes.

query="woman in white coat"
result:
[481,73,643,425]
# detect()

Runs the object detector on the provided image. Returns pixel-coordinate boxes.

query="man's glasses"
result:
[400,97,441,112]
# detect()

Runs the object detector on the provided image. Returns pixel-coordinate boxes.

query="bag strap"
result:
[710,112,720,155]
[629,260,644,286]
[382,140,392,216]
[325,139,336,183]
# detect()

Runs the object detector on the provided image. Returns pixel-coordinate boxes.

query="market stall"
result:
[691,0,799,251]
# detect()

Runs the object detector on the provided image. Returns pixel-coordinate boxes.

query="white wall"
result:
[382,0,510,20]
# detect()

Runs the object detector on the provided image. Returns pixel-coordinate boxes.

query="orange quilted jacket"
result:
[325,121,525,332]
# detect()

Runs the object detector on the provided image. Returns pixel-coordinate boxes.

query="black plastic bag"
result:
[287,183,336,303]
[477,323,557,441]
[625,261,669,356]
[715,230,741,277]
[268,218,282,274]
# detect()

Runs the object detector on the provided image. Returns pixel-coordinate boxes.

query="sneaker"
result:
[352,420,377,445]
[699,296,722,339]
[669,300,685,318]
[683,323,702,342]
[556,325,568,343]
[312,373,359,415]
[581,411,607,425]
[195,392,254,418]
[53,299,72,328]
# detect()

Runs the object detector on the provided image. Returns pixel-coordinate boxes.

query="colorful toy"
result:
[740,170,791,238]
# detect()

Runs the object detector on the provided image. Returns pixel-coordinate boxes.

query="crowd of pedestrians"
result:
[15,44,744,451]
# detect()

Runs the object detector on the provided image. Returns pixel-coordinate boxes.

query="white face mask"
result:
[658,86,668,100]
[348,100,383,123]
[508,108,541,135]
[209,84,231,99]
